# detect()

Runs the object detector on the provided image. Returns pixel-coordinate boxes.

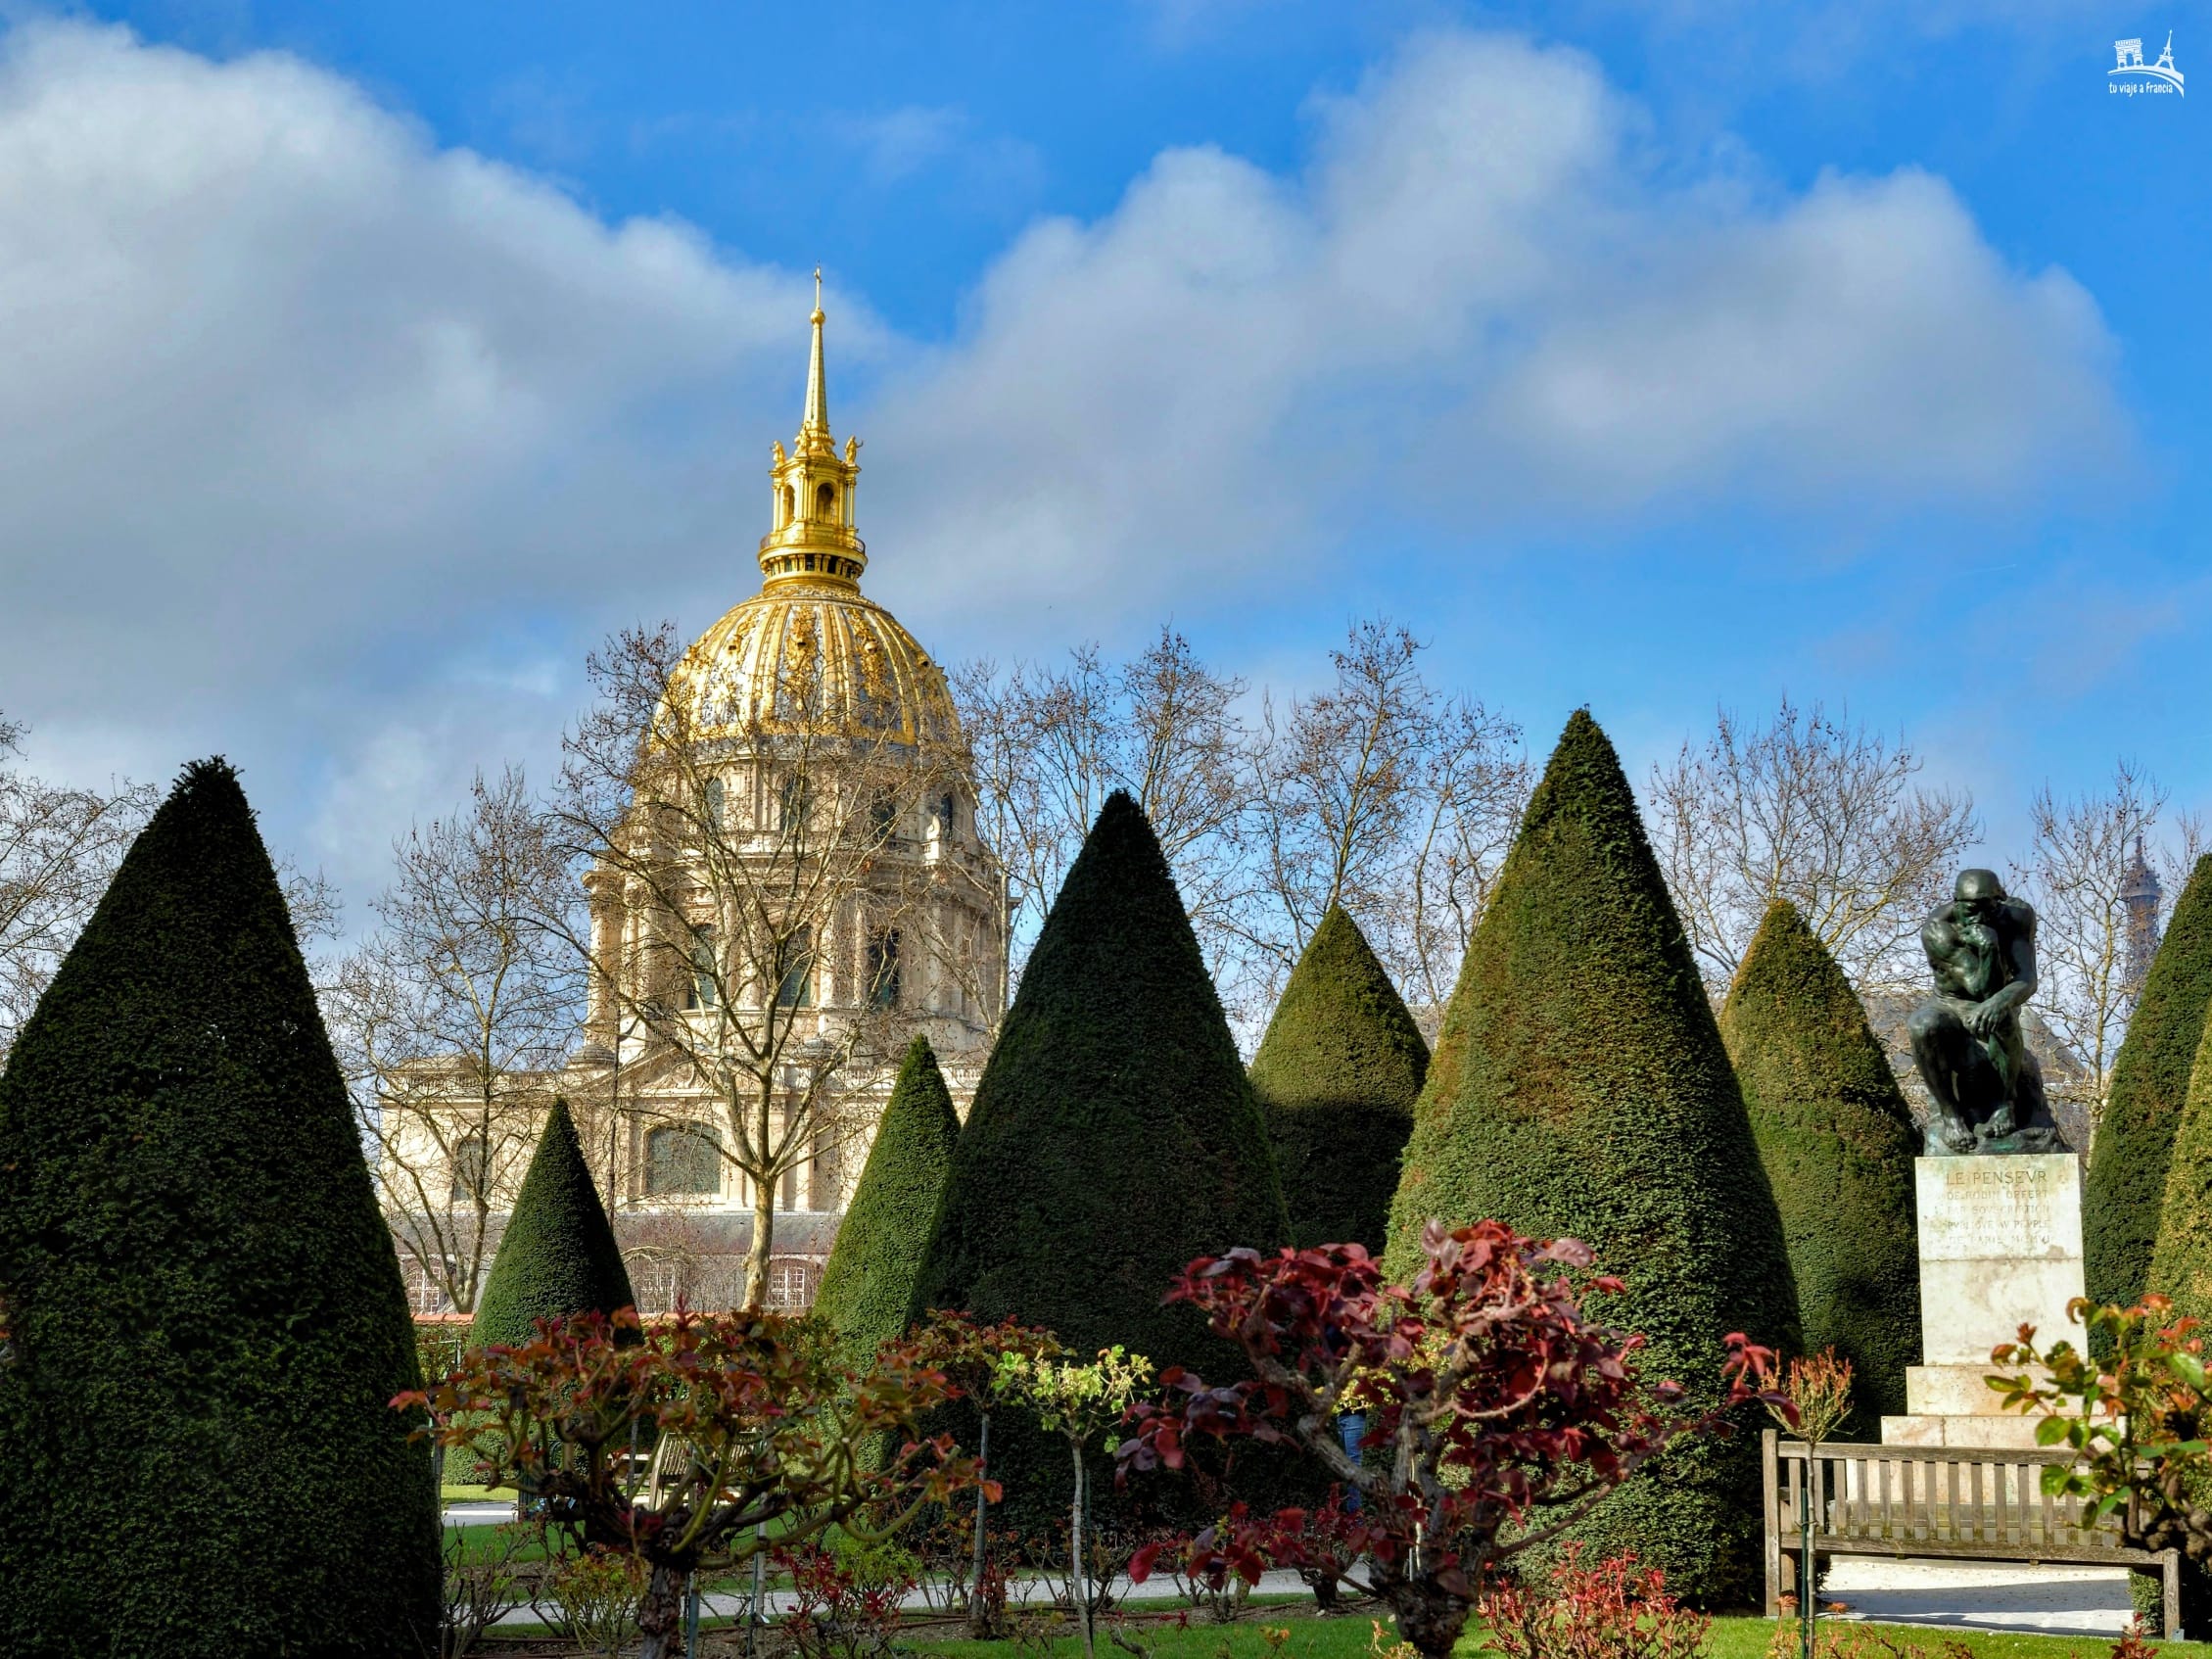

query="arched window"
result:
[449,1134,488,1203]
[701,775,725,826]
[816,481,836,520]
[645,1125,721,1197]
[867,928,901,1011]
[780,485,795,524]
[776,925,814,1009]
[682,923,717,1012]
[933,792,957,839]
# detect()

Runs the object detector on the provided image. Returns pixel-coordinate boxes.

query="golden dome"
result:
[666,282,956,748]
[670,579,957,746]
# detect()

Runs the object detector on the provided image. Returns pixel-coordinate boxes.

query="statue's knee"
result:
[1906,1003,1949,1047]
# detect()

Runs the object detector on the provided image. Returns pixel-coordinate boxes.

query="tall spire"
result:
[759,273,866,589]
[800,265,830,447]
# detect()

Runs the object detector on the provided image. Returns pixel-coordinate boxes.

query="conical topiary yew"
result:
[2089,857,2212,1311]
[1385,710,1799,1604]
[1720,900,1918,1439]
[813,1034,962,1368]
[2146,1013,2212,1323]
[1249,903,1428,1254]
[909,789,1289,1525]
[0,759,437,1659]
[470,1096,636,1351]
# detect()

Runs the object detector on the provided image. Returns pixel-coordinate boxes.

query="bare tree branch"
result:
[0,718,158,1056]
[2011,759,2167,1130]
[1649,698,1980,994]
[325,766,580,1312]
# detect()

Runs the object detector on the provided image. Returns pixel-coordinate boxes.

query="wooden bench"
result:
[1761,1431,2183,1636]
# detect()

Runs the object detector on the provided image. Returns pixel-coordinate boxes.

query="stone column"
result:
[1880,1153,2084,1449]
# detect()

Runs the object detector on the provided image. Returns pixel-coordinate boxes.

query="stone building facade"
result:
[387,291,1003,1313]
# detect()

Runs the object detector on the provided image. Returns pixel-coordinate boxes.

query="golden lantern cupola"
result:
[760,269,867,590]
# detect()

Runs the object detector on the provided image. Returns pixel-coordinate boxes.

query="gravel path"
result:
[445,1507,2147,1640]
[1815,1559,2140,1638]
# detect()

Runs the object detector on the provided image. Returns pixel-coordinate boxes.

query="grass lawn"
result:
[443,1481,508,1502]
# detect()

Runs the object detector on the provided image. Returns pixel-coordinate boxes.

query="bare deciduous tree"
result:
[2010,759,2168,1128]
[952,627,1254,1017]
[327,766,582,1313]
[550,623,978,1309]
[1247,621,1529,1017]
[0,717,158,1056]
[1649,698,1981,993]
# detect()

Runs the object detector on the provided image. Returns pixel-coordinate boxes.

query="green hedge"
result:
[1248,904,1428,1254]
[813,1034,962,1368]
[1719,900,1919,1437]
[1385,711,1800,1605]
[0,759,438,1657]
[2088,857,2212,1311]
[470,1097,635,1351]
[909,790,1289,1529]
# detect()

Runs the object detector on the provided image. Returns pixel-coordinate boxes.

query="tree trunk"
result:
[966,1411,993,1638]
[635,1560,688,1659]
[1071,1439,1093,1659]
[743,1177,777,1309]
[1379,1579,1472,1659]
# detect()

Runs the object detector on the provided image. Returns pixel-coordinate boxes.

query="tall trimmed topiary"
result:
[910,789,1289,1524]
[1249,903,1429,1253]
[1719,900,1918,1439]
[2147,1016,2212,1324]
[470,1096,636,1351]
[2089,857,2212,1312]
[1385,710,1799,1605]
[814,1035,962,1367]
[0,759,437,1659]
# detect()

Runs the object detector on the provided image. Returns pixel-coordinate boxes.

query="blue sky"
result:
[0,1,2201,919]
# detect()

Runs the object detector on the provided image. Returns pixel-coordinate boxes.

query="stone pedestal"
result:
[1880,1154,2083,1449]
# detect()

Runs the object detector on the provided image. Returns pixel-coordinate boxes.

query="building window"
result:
[776,925,814,1009]
[682,923,717,1012]
[768,1258,820,1311]
[810,1133,841,1211]
[780,485,795,524]
[701,775,725,827]
[870,793,897,843]
[449,1134,488,1204]
[816,481,836,520]
[933,792,957,839]
[866,929,901,1011]
[645,1125,720,1196]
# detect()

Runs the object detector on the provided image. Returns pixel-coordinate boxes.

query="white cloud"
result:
[869,31,2119,618]
[0,20,2126,925]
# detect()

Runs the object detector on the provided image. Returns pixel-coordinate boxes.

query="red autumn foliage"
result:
[392,1305,992,1659]
[1480,1546,1710,1659]
[1115,1220,1786,1658]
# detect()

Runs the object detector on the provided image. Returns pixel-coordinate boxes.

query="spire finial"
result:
[801,268,829,441]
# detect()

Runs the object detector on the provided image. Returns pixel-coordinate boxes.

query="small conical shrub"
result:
[1720,901,1918,1439]
[1385,711,1799,1605]
[2089,857,2212,1311]
[910,790,1289,1526]
[0,759,437,1658]
[1249,904,1429,1253]
[470,1097,635,1351]
[814,1035,962,1367]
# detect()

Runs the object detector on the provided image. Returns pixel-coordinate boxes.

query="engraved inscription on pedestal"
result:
[1881,1153,2085,1448]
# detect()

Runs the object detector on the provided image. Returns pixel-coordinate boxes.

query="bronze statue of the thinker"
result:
[1907,869,2069,1157]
